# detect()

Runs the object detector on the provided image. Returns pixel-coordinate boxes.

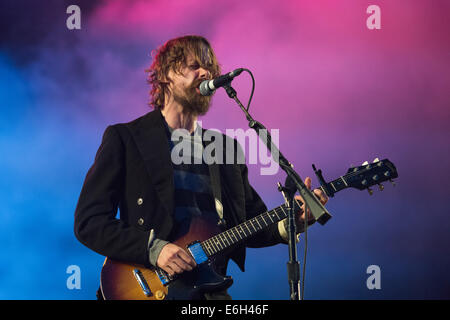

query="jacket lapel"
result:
[127,110,174,218]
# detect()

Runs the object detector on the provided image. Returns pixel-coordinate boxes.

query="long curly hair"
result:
[146,35,221,110]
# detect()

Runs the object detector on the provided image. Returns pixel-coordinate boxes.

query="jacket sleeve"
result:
[74,125,151,266]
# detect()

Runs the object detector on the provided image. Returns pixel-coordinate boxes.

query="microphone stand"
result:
[223,84,332,300]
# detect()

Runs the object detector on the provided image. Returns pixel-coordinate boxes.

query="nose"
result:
[198,67,211,80]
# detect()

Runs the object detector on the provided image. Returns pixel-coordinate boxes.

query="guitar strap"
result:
[200,126,226,228]
[208,162,226,228]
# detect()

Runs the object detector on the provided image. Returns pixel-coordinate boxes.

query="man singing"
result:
[74,35,328,300]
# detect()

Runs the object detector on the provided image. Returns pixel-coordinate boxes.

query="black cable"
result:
[242,68,255,112]
[300,202,309,300]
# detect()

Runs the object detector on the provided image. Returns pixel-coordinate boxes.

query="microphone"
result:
[199,68,244,96]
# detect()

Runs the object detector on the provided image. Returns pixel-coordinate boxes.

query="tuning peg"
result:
[389,179,396,187]
[367,187,373,195]
[373,157,380,163]
[378,183,384,191]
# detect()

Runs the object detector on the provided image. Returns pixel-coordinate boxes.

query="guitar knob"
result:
[378,184,384,191]
[155,290,166,300]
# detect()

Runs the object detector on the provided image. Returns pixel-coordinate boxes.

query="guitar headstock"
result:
[345,158,398,194]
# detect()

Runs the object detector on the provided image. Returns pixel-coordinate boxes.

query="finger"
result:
[304,177,312,189]
[177,249,197,268]
[173,255,194,271]
[313,189,328,204]
[163,265,175,276]
[293,195,304,210]
[168,261,183,274]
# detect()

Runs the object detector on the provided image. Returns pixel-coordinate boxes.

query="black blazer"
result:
[74,110,285,271]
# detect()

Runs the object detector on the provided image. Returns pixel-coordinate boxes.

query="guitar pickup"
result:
[133,269,152,297]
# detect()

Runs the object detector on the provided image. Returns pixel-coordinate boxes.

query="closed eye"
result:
[189,63,200,70]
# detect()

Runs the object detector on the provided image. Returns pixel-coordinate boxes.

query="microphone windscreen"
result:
[199,80,214,96]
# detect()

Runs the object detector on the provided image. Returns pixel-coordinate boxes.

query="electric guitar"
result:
[100,158,398,300]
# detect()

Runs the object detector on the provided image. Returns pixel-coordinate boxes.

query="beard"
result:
[172,80,213,116]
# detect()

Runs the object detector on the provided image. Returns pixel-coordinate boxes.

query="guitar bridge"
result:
[155,268,173,286]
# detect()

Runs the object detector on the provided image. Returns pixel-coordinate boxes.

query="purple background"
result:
[0,0,449,299]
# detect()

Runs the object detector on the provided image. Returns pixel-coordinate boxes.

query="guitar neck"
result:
[318,175,350,196]
[200,202,296,257]
[201,175,351,258]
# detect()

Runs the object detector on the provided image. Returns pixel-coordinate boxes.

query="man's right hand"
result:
[156,243,197,276]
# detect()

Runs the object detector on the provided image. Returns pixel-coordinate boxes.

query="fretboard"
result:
[200,200,302,257]
[319,175,349,196]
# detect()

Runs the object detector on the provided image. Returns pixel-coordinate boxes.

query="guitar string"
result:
[202,204,297,256]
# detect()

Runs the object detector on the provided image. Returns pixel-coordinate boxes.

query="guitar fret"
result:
[207,241,214,255]
[250,218,259,231]
[279,205,287,218]
[210,239,219,253]
[230,227,239,241]
[237,226,244,239]
[222,232,230,246]
[232,227,241,241]
[239,225,247,237]
[215,237,223,250]
[219,237,224,250]
[227,230,235,245]
[203,241,212,256]
[273,208,282,220]
[207,239,216,255]
[244,222,252,234]
[221,232,229,247]
[261,214,270,226]
[222,233,231,246]
[248,220,255,232]
[330,181,338,191]
[255,216,263,229]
